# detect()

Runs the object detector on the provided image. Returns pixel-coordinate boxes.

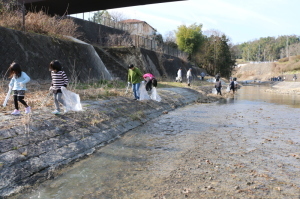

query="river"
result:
[12,85,300,198]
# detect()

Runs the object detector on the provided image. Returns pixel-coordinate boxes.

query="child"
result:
[143,73,157,91]
[8,62,31,115]
[215,78,222,95]
[230,77,238,94]
[49,60,68,114]
[233,77,238,92]
[141,73,161,102]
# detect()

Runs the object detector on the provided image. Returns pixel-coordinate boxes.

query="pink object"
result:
[11,109,20,115]
[143,73,155,80]
[25,106,31,114]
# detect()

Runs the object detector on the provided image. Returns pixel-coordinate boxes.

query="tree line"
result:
[231,35,300,62]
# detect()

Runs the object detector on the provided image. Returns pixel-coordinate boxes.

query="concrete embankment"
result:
[0,87,203,197]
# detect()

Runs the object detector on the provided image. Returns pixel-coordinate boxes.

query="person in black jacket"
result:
[215,78,222,95]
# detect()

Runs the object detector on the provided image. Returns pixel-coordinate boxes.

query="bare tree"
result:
[203,29,223,38]
[109,11,128,22]
[164,31,176,43]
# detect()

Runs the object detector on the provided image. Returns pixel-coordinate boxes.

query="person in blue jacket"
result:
[8,62,31,115]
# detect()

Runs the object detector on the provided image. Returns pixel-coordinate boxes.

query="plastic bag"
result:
[226,86,230,92]
[212,88,217,94]
[61,87,82,111]
[3,87,12,107]
[139,81,150,100]
[150,87,161,102]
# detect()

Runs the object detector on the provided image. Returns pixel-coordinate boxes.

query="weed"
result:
[130,111,145,120]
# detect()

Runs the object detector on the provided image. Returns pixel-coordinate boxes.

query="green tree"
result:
[196,34,235,78]
[175,23,204,59]
[235,35,300,62]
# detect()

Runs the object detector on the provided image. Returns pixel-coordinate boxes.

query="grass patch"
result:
[130,111,145,120]
[158,78,211,88]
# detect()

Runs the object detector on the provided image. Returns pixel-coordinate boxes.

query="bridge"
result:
[18,0,184,16]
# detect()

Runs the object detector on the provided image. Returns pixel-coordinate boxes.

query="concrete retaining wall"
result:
[0,26,113,82]
[0,26,201,83]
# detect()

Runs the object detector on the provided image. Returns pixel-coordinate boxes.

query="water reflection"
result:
[218,85,300,108]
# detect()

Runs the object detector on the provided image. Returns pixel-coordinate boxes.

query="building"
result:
[120,19,157,39]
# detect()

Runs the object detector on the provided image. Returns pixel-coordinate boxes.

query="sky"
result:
[72,0,300,44]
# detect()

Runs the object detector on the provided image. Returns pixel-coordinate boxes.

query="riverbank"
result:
[265,81,300,94]
[1,80,298,197]
[12,85,300,199]
[0,84,221,197]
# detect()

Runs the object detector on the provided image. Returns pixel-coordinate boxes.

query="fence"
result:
[79,15,188,59]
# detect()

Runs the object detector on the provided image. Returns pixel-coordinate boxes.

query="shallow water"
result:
[13,86,300,198]
[228,85,300,108]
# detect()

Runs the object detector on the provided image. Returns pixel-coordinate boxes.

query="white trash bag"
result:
[139,81,150,101]
[61,87,82,112]
[3,87,12,107]
[212,88,217,94]
[150,87,161,102]
[226,86,230,92]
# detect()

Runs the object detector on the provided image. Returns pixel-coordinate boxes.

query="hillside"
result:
[233,56,300,81]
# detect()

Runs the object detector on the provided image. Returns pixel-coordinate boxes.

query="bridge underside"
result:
[19,0,183,16]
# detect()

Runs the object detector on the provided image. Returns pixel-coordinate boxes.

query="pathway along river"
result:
[13,85,300,199]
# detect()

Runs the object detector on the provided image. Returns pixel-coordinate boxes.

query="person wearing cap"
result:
[187,68,192,86]
[127,64,143,100]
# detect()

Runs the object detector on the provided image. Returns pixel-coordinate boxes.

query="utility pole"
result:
[214,37,216,75]
[286,36,289,60]
[258,44,260,62]
[248,48,249,62]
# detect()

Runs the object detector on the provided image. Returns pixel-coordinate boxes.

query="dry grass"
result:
[0,1,80,38]
[0,79,126,112]
[0,78,210,112]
